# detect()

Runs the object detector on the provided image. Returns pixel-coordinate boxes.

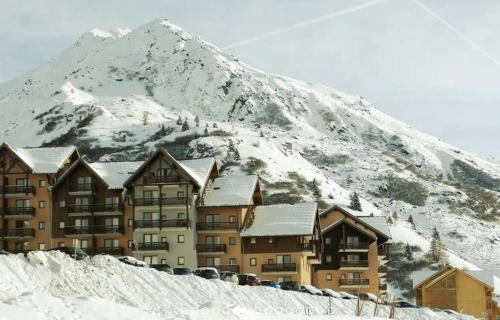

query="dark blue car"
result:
[260,280,281,289]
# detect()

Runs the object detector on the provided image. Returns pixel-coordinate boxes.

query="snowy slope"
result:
[0,252,474,320]
[0,19,499,270]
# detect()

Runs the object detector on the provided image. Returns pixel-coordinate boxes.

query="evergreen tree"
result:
[408,215,415,229]
[405,243,413,260]
[311,178,321,200]
[181,120,190,131]
[203,127,209,136]
[430,226,443,262]
[195,115,200,127]
[432,226,440,240]
[259,130,264,137]
[176,115,183,125]
[349,192,362,211]
[212,122,218,128]
[142,111,149,125]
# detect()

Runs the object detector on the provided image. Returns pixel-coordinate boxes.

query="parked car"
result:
[173,267,192,275]
[301,285,323,296]
[359,292,379,303]
[237,273,260,286]
[149,264,173,273]
[47,247,88,260]
[321,288,342,298]
[194,267,220,280]
[117,256,149,267]
[260,280,281,289]
[338,291,357,300]
[395,301,420,308]
[220,271,239,284]
[0,250,11,256]
[280,281,301,292]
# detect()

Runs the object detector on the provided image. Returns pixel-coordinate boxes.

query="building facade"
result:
[313,205,391,296]
[0,144,78,253]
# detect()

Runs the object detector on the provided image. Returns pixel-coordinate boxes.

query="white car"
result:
[219,271,239,284]
[321,288,342,298]
[302,285,323,296]
[117,256,149,267]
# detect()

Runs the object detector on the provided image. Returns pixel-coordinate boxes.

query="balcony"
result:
[196,244,226,254]
[339,260,369,269]
[339,241,370,251]
[133,242,169,251]
[1,185,36,197]
[66,205,92,215]
[143,175,181,184]
[199,265,240,273]
[4,207,35,218]
[379,283,388,291]
[261,263,297,273]
[244,241,315,254]
[64,225,123,236]
[133,197,188,206]
[2,228,35,239]
[339,278,370,286]
[378,265,388,273]
[134,219,190,229]
[93,204,122,215]
[86,247,124,256]
[196,222,239,231]
[68,183,95,195]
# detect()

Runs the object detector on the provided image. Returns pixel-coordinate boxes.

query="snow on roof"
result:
[358,216,392,239]
[412,270,437,289]
[89,161,143,189]
[241,202,317,237]
[178,158,215,189]
[12,146,76,174]
[201,175,258,207]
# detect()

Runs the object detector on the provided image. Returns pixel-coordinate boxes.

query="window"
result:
[144,256,158,265]
[77,176,91,188]
[104,239,118,248]
[229,216,237,223]
[177,212,186,220]
[161,259,167,264]
[128,240,134,248]
[177,191,185,198]
[206,257,220,266]
[39,243,46,250]
[250,258,257,266]
[59,221,65,229]
[250,237,256,244]
[178,257,185,265]
[39,221,46,230]
[59,200,66,208]
[229,237,236,245]
[39,200,46,208]
[326,273,333,281]
[267,259,273,264]
[325,255,332,263]
[325,237,331,245]
[268,237,273,244]
[75,239,88,249]
[128,219,134,227]
[16,199,30,207]
[205,236,220,245]
[58,242,65,247]
[229,258,237,265]
[178,235,185,243]
[39,180,46,187]
[276,255,291,264]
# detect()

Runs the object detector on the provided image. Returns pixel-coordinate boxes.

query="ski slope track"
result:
[0,252,475,319]
[0,19,499,271]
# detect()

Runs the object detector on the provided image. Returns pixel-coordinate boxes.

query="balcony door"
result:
[206,236,220,245]
[105,196,119,209]
[16,199,30,208]
[77,176,91,189]
[16,178,30,190]
[75,239,88,250]
[346,236,359,246]
[276,255,291,265]
[15,220,30,228]
[105,218,119,232]
[206,257,220,267]
[205,214,220,230]
[75,219,89,232]
[143,190,158,198]
[75,198,89,211]
[144,234,158,243]
[347,254,360,262]
[104,239,119,248]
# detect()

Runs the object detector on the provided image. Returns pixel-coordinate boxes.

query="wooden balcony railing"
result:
[5,207,35,216]
[0,185,36,195]
[196,222,239,231]
[134,219,190,229]
[64,225,123,235]
[339,241,370,250]
[66,204,122,214]
[339,260,369,268]
[143,175,181,184]
[196,244,227,253]
[133,197,187,206]
[339,278,370,286]
[2,228,35,238]
[261,263,297,273]
[133,242,169,251]
[244,241,315,254]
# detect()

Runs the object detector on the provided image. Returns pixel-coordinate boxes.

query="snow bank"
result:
[0,252,474,319]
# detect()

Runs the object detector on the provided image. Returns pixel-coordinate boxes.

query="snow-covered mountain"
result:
[0,19,499,270]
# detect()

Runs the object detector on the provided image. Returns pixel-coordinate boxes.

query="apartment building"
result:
[313,205,391,296]
[240,202,322,284]
[413,267,500,320]
[50,159,141,256]
[196,175,262,273]
[0,143,79,252]
[123,147,217,268]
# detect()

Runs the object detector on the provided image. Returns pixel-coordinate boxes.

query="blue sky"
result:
[1,0,499,157]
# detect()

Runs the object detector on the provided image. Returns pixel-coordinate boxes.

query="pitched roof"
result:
[241,202,318,237]
[320,204,391,240]
[178,158,217,190]
[7,145,78,174]
[89,161,143,189]
[201,175,258,207]
[321,218,377,240]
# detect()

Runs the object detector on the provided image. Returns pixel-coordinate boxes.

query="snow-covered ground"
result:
[0,252,474,320]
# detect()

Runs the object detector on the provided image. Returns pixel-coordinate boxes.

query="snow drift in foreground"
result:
[0,252,473,320]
